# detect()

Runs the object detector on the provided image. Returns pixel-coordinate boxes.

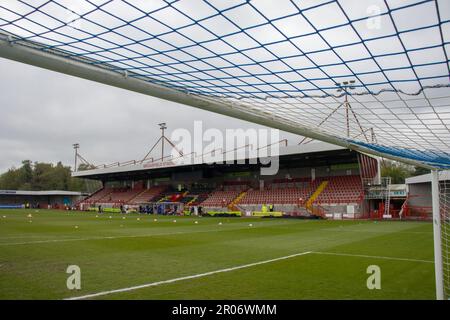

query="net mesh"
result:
[0,0,449,167]
[439,171,450,299]
[0,0,449,299]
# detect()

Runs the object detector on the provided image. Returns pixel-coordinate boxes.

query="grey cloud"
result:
[0,58,301,172]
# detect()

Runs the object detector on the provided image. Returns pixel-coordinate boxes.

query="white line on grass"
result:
[312,251,433,263]
[0,220,292,246]
[0,235,61,240]
[0,229,229,246]
[0,225,430,244]
[65,251,312,300]
[318,228,432,235]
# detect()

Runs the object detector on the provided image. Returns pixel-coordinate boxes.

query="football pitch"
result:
[0,209,435,300]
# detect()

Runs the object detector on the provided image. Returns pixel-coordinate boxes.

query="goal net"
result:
[0,0,449,300]
[439,171,450,299]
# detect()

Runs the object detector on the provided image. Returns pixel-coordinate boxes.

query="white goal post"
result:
[431,170,444,299]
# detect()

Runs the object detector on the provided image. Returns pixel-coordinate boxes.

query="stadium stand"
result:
[200,189,246,209]
[315,175,363,205]
[239,179,319,205]
[74,144,375,218]
[82,187,147,205]
[153,186,188,203]
[79,175,364,215]
[101,187,142,204]
[129,186,166,204]
[83,188,112,203]
[188,189,214,207]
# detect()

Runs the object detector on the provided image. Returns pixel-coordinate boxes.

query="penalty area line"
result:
[65,251,312,300]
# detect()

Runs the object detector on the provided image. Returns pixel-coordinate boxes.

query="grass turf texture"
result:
[0,209,435,299]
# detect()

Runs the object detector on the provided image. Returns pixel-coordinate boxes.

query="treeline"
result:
[0,160,101,193]
[381,160,429,184]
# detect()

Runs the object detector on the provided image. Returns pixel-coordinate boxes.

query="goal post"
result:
[431,170,444,299]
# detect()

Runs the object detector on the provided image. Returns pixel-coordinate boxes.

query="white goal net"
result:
[439,171,450,299]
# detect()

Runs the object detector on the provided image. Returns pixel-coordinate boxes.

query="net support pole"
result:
[431,169,444,300]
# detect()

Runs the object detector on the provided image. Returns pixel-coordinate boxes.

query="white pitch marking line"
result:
[0,220,293,246]
[312,251,433,263]
[65,251,312,300]
[0,229,224,246]
[318,228,432,235]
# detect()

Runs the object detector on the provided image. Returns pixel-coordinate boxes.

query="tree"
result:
[17,160,33,188]
[32,162,53,190]
[0,168,21,190]
[0,160,101,192]
[381,160,414,184]
[412,166,429,176]
[77,163,97,171]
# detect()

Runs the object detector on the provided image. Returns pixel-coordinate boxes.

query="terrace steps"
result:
[228,190,247,211]
[306,181,328,211]
[128,188,148,203]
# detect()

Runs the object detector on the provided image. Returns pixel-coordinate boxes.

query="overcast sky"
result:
[0,57,301,172]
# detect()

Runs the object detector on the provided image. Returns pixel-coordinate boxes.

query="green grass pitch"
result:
[0,209,435,299]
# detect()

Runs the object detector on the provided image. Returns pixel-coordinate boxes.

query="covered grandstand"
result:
[74,142,380,218]
[0,190,87,209]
